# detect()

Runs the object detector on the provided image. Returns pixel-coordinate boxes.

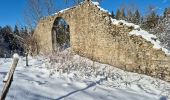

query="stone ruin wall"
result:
[34,1,170,82]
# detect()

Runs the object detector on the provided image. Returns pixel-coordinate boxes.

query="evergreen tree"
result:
[0,26,2,37]
[163,8,168,18]
[52,18,70,49]
[13,25,20,36]
[1,25,13,43]
[163,8,170,18]
[132,10,140,24]
[23,26,28,35]
[20,27,28,35]
[111,11,115,18]
[126,9,133,22]
[154,13,170,50]
[165,8,170,18]
[116,9,121,20]
[0,26,3,42]
[145,11,158,29]
[120,8,126,20]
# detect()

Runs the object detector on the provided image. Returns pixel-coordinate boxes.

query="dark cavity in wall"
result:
[52,17,70,51]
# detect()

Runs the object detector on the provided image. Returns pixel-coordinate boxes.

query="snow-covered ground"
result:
[0,49,170,100]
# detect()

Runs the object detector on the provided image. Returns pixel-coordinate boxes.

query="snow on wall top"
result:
[92,1,111,15]
[111,18,170,55]
[54,1,111,15]
[54,1,86,15]
[91,1,170,55]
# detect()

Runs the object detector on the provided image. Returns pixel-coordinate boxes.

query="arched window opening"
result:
[52,17,70,51]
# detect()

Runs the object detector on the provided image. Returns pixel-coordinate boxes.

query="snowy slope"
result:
[0,50,170,100]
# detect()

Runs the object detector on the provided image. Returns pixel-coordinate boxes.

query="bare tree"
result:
[24,0,43,28]
[24,0,102,28]
[44,0,57,15]
[24,0,57,28]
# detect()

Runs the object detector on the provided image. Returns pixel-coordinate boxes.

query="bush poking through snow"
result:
[43,48,170,98]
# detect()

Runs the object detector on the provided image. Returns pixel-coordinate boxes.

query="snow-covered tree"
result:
[154,9,170,50]
[132,10,141,24]
[126,9,133,22]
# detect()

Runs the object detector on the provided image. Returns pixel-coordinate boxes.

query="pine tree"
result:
[0,26,3,42]
[111,11,115,18]
[0,26,1,32]
[155,13,170,50]
[126,9,133,22]
[116,9,121,20]
[20,27,28,35]
[24,26,28,35]
[120,8,126,20]
[52,18,70,49]
[1,26,13,43]
[164,8,170,18]
[163,8,168,18]
[133,10,140,24]
[13,25,20,36]
[146,11,158,29]
[163,8,170,18]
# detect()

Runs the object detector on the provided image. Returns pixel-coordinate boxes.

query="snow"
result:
[91,1,170,55]
[53,0,170,55]
[90,2,170,55]
[129,30,170,55]
[54,0,86,15]
[3,72,9,82]
[110,15,170,55]
[13,53,19,59]
[129,30,159,47]
[92,1,99,5]
[92,1,111,15]
[111,19,140,29]
[54,1,111,15]
[0,49,170,100]
[55,8,71,15]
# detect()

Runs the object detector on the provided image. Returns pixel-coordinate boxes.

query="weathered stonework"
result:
[34,1,170,82]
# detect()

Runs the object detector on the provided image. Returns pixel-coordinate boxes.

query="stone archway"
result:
[51,17,70,51]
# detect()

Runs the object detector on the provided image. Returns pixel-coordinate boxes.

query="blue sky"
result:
[0,0,169,27]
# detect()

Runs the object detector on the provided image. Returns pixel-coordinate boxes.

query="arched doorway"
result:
[52,17,70,51]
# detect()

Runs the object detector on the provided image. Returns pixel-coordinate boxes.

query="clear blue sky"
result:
[0,0,169,27]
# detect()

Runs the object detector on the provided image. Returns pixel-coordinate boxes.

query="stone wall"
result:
[34,1,170,82]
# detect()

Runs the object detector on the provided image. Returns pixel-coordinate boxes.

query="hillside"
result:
[0,49,170,100]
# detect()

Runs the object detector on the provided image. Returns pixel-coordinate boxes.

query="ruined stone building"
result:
[34,0,170,82]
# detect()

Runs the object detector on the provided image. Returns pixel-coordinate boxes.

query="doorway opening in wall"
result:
[52,17,70,51]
